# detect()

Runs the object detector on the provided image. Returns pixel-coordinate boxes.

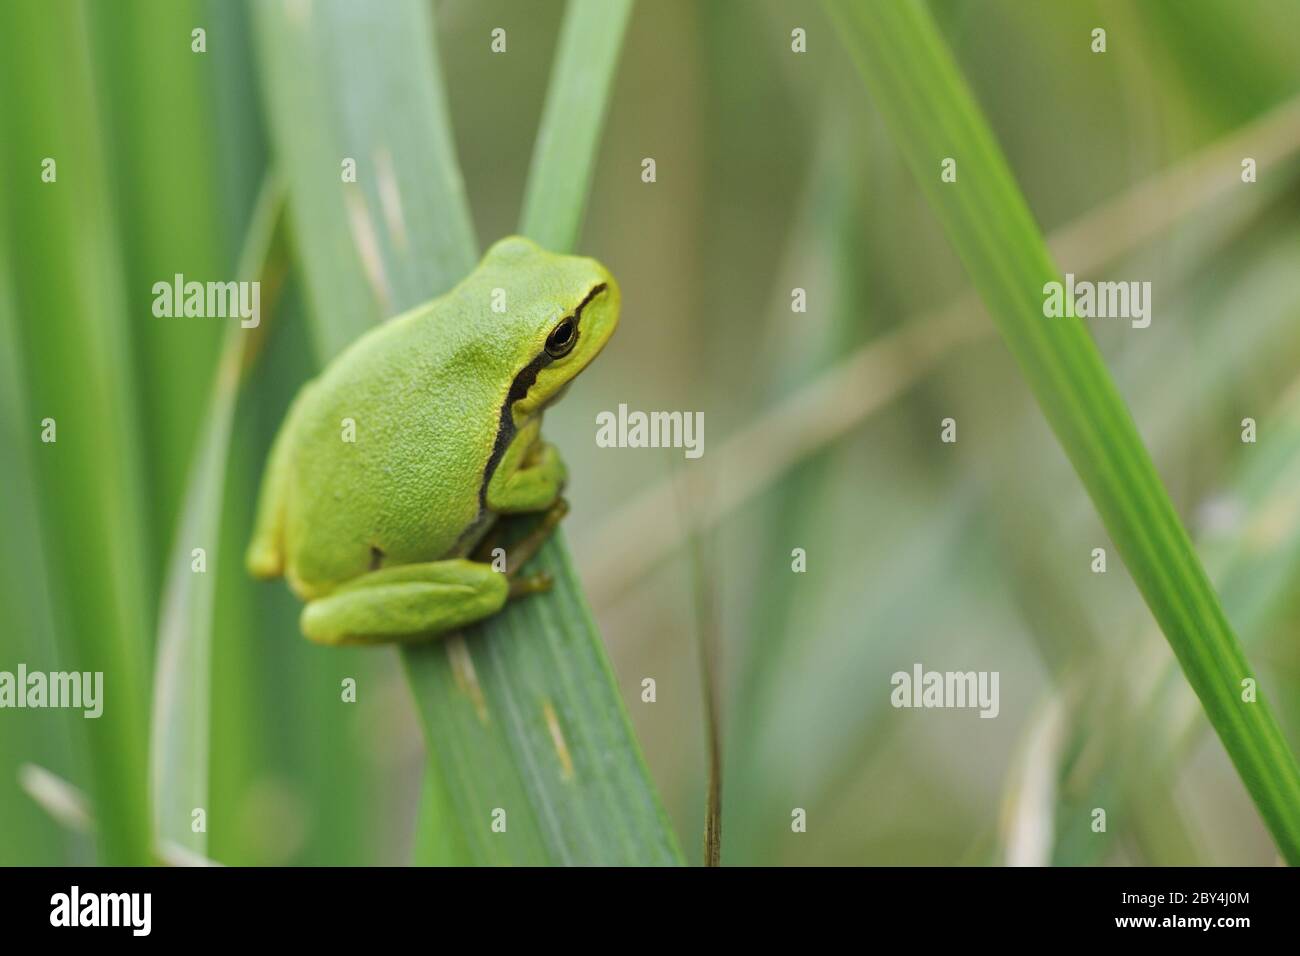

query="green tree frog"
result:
[246,236,619,645]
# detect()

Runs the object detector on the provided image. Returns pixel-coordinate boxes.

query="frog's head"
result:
[483,235,621,421]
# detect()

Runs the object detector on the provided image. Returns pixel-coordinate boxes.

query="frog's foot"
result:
[487,435,568,514]
[300,558,508,646]
[503,497,569,577]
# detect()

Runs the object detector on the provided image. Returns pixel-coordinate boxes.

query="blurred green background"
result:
[2,0,1299,866]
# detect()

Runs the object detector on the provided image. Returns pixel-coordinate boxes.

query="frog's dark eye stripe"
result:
[481,282,610,508]
[574,282,607,319]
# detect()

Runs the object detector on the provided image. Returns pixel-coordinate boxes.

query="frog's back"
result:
[281,305,507,598]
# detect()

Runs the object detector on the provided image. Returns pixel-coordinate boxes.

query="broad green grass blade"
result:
[150,179,286,857]
[252,0,477,360]
[408,0,679,865]
[826,0,1300,862]
[0,0,154,865]
[254,0,679,864]
[402,542,682,865]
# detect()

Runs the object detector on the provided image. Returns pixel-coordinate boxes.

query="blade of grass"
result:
[90,0,233,556]
[984,225,1300,862]
[407,0,680,866]
[520,0,635,252]
[252,0,476,865]
[0,225,76,865]
[0,0,154,865]
[682,508,724,866]
[254,0,680,864]
[978,220,1300,864]
[150,177,286,857]
[252,0,477,360]
[489,0,681,865]
[1056,369,1300,864]
[580,86,1300,604]
[826,0,1300,862]
[745,205,1300,866]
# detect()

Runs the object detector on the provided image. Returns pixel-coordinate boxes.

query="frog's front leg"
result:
[301,559,509,646]
[486,418,567,514]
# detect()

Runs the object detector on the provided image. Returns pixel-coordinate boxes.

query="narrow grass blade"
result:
[253,0,680,864]
[150,178,286,856]
[578,87,1300,603]
[452,0,685,864]
[826,0,1300,862]
[1057,372,1300,863]
[520,0,635,252]
[684,521,724,866]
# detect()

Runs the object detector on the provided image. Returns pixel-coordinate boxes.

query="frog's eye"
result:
[545,316,577,358]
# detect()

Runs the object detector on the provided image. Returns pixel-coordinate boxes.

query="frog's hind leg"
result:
[300,559,508,646]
